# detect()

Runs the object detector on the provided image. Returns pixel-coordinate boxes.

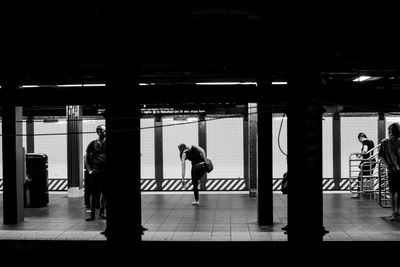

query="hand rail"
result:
[349,143,391,207]
[377,159,391,208]
[348,144,380,195]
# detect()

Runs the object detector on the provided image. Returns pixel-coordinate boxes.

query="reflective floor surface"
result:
[0,191,399,241]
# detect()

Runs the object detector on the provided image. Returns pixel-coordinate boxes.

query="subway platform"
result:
[0,191,399,265]
[0,191,399,242]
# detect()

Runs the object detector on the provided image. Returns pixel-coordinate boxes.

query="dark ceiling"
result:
[2,3,400,107]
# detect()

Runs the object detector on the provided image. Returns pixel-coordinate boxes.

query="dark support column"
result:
[378,112,386,144]
[243,110,249,190]
[2,105,25,224]
[285,8,327,245]
[154,116,163,190]
[255,33,273,224]
[257,106,273,226]
[26,116,34,153]
[332,112,341,190]
[248,103,258,197]
[2,39,25,224]
[105,104,141,245]
[104,9,141,250]
[67,105,84,197]
[287,100,325,243]
[198,114,207,190]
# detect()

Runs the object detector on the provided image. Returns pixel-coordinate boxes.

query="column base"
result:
[249,189,257,198]
[68,187,84,198]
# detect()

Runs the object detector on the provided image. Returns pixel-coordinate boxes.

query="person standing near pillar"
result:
[178,143,207,205]
[378,123,400,221]
[351,133,375,198]
[85,124,107,221]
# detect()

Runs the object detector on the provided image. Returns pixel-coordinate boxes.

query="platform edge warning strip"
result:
[0,178,356,192]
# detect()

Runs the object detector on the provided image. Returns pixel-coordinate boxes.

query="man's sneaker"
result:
[350,193,360,199]
[389,213,398,221]
[86,216,95,221]
[100,230,108,237]
[191,201,200,205]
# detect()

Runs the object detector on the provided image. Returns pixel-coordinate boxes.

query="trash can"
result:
[24,153,49,207]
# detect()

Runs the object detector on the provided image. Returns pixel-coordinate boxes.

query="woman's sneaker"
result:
[191,200,200,205]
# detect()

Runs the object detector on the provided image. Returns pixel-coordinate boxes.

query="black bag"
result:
[281,172,288,194]
[205,158,214,173]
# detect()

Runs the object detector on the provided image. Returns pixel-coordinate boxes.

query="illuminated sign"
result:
[141,107,205,115]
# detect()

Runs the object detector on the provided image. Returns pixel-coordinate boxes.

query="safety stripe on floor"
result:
[48,179,68,191]
[323,179,335,190]
[159,179,247,191]
[0,178,379,192]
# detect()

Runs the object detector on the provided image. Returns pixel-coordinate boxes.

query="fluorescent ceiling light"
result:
[56,84,106,87]
[239,82,257,85]
[196,81,286,85]
[21,85,40,88]
[139,83,150,86]
[196,82,241,85]
[196,82,257,85]
[56,84,83,87]
[272,81,287,85]
[83,83,106,87]
[353,76,371,82]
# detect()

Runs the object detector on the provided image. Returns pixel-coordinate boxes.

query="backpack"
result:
[204,158,214,173]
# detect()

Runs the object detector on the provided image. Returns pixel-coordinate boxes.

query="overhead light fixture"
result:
[56,83,106,87]
[272,81,287,85]
[240,82,257,85]
[196,82,241,85]
[196,81,287,86]
[83,83,106,87]
[56,84,83,87]
[195,82,257,85]
[353,76,371,82]
[21,85,40,88]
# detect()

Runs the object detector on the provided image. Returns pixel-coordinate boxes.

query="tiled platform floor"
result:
[0,191,399,241]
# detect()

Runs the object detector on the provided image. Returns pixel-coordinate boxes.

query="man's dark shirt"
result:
[86,139,106,172]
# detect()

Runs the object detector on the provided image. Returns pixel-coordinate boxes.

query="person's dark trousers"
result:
[99,193,106,217]
[191,164,207,201]
[191,176,200,201]
[87,172,102,220]
[90,192,101,218]
[84,171,91,208]
[98,171,107,218]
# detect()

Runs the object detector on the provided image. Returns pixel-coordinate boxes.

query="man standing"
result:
[378,123,400,221]
[351,133,375,198]
[85,124,107,221]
